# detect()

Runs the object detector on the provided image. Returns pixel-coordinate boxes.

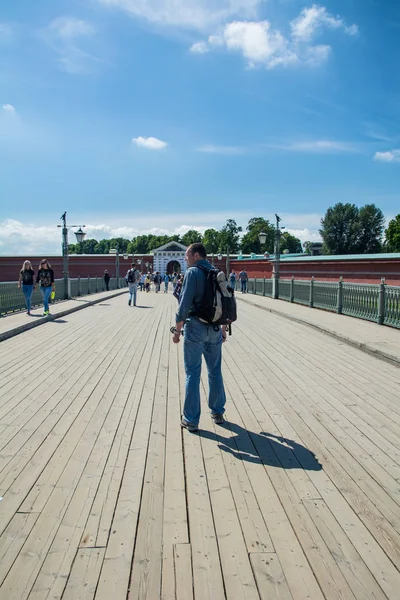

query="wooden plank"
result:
[177,347,226,600]
[161,301,189,600]
[128,314,169,600]
[0,303,157,599]
[173,544,194,600]
[199,379,260,600]
[95,308,165,600]
[249,553,293,600]
[229,327,400,598]
[0,512,39,586]
[303,499,387,600]
[62,547,106,600]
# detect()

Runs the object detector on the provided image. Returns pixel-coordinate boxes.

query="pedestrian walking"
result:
[153,272,162,293]
[18,260,35,315]
[104,270,110,291]
[239,269,248,293]
[172,243,227,432]
[145,273,151,293]
[229,270,237,290]
[164,273,170,293]
[139,273,145,291]
[36,259,55,316]
[126,263,140,306]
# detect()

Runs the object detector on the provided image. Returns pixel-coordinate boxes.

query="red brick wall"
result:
[1,255,399,285]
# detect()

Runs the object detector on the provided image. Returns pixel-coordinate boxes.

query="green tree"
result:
[320,203,362,255]
[94,239,111,254]
[218,219,242,253]
[320,202,385,255]
[181,230,203,246]
[280,232,303,253]
[384,214,400,252]
[303,241,313,255]
[241,217,275,254]
[203,229,221,253]
[107,238,130,253]
[357,204,385,253]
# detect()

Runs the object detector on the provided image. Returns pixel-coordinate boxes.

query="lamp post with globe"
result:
[57,212,86,299]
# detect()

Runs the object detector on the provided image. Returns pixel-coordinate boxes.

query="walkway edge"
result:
[238,297,400,368]
[0,290,127,343]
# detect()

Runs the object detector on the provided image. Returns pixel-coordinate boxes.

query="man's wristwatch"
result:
[170,326,182,335]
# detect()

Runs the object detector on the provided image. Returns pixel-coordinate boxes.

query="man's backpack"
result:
[127,269,138,284]
[192,266,237,330]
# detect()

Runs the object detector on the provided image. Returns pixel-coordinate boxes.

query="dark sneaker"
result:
[128,299,131,306]
[181,417,198,432]
[212,413,225,425]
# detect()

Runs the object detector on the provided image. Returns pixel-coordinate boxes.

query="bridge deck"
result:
[0,292,399,600]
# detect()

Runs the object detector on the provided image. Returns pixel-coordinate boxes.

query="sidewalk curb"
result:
[238,296,400,369]
[0,289,127,343]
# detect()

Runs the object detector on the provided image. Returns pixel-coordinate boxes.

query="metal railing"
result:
[246,277,400,329]
[0,277,127,316]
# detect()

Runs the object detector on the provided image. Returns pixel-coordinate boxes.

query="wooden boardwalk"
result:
[0,291,399,599]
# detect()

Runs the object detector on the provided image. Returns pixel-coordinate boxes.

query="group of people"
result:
[122,266,184,307]
[18,259,55,316]
[228,269,248,293]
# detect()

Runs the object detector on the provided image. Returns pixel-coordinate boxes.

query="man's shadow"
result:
[197,421,322,471]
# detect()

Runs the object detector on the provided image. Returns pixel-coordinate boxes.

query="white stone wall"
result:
[153,251,187,276]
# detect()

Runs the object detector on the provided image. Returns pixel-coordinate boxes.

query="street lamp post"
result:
[109,244,120,288]
[272,215,283,299]
[259,214,283,299]
[226,245,230,276]
[58,212,86,299]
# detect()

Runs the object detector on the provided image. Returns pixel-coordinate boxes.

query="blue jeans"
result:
[128,283,138,305]
[240,280,247,292]
[183,318,226,426]
[40,286,52,312]
[22,284,34,311]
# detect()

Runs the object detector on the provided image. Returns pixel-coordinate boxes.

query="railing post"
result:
[78,275,81,297]
[337,276,343,314]
[263,278,266,296]
[309,276,314,308]
[253,278,256,294]
[290,276,294,303]
[88,275,90,294]
[378,277,386,325]
[96,277,98,293]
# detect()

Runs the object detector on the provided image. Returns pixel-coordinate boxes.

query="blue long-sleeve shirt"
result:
[175,259,211,323]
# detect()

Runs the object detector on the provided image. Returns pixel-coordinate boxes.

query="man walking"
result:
[104,270,110,291]
[172,243,227,432]
[154,271,162,293]
[239,269,248,293]
[126,263,140,306]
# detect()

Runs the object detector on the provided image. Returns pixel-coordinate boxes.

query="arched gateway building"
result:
[151,241,188,276]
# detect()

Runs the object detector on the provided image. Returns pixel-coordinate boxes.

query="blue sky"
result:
[1,0,400,254]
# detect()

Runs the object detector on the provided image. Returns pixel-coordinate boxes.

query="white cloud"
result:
[198,144,245,154]
[374,150,400,163]
[283,139,357,153]
[291,4,358,41]
[0,213,324,255]
[190,41,209,54]
[132,136,168,150]
[210,21,298,69]
[49,17,94,39]
[43,17,104,74]
[191,6,358,69]
[98,0,260,30]
[2,104,15,113]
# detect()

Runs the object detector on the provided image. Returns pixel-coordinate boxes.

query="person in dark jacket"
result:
[104,270,110,291]
[36,259,55,316]
[18,260,35,315]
